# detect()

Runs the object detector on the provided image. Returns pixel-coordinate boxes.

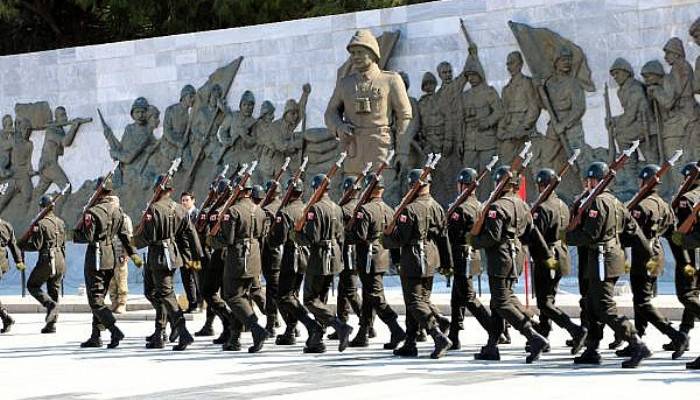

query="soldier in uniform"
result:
[162,85,196,165]
[347,173,405,348]
[418,72,446,156]
[566,162,654,368]
[669,162,700,360]
[0,114,12,178]
[218,91,259,167]
[108,97,157,188]
[384,170,453,359]
[295,174,353,353]
[472,166,553,363]
[210,178,269,353]
[269,177,308,345]
[325,29,412,176]
[19,194,66,334]
[662,38,698,162]
[460,58,503,198]
[259,179,284,336]
[0,215,24,334]
[446,168,491,349]
[532,169,587,352]
[0,118,34,214]
[134,175,202,351]
[499,52,540,169]
[190,84,225,163]
[73,176,143,348]
[618,165,688,359]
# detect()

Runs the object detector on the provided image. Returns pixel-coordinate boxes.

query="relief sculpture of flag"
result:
[508,21,595,92]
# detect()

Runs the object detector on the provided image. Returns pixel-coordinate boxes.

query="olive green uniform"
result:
[261,197,283,328]
[0,218,22,330]
[338,197,363,324]
[672,187,700,333]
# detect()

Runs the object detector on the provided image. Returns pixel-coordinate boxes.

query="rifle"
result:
[294,151,348,232]
[74,162,119,231]
[471,141,533,236]
[36,117,93,131]
[276,156,309,216]
[446,155,499,218]
[209,161,258,237]
[384,153,442,236]
[97,108,120,152]
[194,164,231,233]
[627,149,683,211]
[671,159,700,209]
[459,18,478,54]
[261,157,291,208]
[338,162,372,207]
[348,150,395,230]
[19,184,70,244]
[531,148,581,214]
[567,140,639,231]
[652,100,665,164]
[677,199,700,234]
[134,157,182,236]
[604,83,618,165]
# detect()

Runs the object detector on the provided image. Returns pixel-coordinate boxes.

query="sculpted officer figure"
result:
[446,168,491,350]
[0,214,23,334]
[19,194,66,334]
[325,30,412,175]
[73,176,143,349]
[384,169,453,359]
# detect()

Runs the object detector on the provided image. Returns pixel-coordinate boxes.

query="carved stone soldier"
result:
[460,57,503,198]
[218,90,258,166]
[258,85,309,180]
[689,18,700,162]
[108,97,157,188]
[436,59,468,158]
[395,72,423,186]
[325,30,412,176]
[0,115,13,179]
[0,118,35,214]
[162,85,195,165]
[417,72,446,155]
[191,84,224,157]
[499,51,540,166]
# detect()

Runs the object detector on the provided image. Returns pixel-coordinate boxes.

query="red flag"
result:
[519,174,530,307]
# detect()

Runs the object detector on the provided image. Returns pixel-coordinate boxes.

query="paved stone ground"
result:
[1,312,698,400]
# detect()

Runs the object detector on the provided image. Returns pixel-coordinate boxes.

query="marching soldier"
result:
[210,178,269,353]
[134,175,202,351]
[622,165,688,359]
[532,169,587,352]
[566,162,653,368]
[347,173,406,348]
[259,180,284,336]
[19,194,66,334]
[384,170,453,359]
[472,166,553,363]
[73,176,143,348]
[295,174,353,353]
[446,168,492,349]
[269,177,308,345]
[0,215,24,334]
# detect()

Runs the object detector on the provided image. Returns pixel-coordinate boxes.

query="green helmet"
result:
[311,174,326,190]
[39,194,54,208]
[216,178,232,194]
[681,162,700,179]
[241,177,254,191]
[153,175,173,191]
[586,162,609,180]
[363,173,384,189]
[639,164,660,180]
[407,169,430,186]
[131,97,149,112]
[457,168,478,184]
[342,176,358,192]
[251,184,265,201]
[285,177,304,193]
[264,179,279,194]
[536,168,557,186]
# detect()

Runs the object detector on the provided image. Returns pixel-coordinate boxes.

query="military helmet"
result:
[663,37,686,57]
[284,99,299,115]
[681,162,700,179]
[641,60,665,77]
[39,194,54,208]
[251,185,265,201]
[264,179,279,194]
[407,169,431,186]
[131,97,149,112]
[285,177,304,193]
[493,165,518,184]
[639,164,661,180]
[241,177,254,190]
[536,168,558,186]
[260,100,275,116]
[95,175,114,192]
[342,176,358,192]
[240,90,255,105]
[609,57,633,75]
[463,57,485,80]
[216,178,231,194]
[586,162,609,180]
[457,168,478,185]
[180,84,196,100]
[311,174,326,190]
[421,71,438,91]
[690,17,700,36]
[346,29,380,60]
[363,173,384,189]
[153,174,173,191]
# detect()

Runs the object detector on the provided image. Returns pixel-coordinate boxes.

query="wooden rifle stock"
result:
[134,158,182,235]
[209,162,257,237]
[446,155,498,218]
[261,157,291,208]
[338,162,372,207]
[627,150,682,211]
[672,159,700,209]
[74,166,118,230]
[277,156,309,215]
[294,152,347,232]
[347,150,395,230]
[531,149,581,214]
[20,184,70,243]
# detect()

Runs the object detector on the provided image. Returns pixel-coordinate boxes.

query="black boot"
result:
[266,315,277,338]
[436,315,451,334]
[416,329,427,342]
[81,327,103,348]
[330,317,353,352]
[664,327,689,351]
[173,321,194,351]
[212,328,230,345]
[671,330,689,360]
[0,308,14,334]
[368,325,377,339]
[41,322,56,334]
[304,325,326,353]
[474,345,500,361]
[574,348,602,364]
[349,326,369,348]
[248,322,268,353]
[146,330,165,349]
[194,323,214,337]
[146,328,167,342]
[608,334,624,350]
[615,344,635,357]
[429,328,452,359]
[223,330,241,351]
[523,326,549,364]
[275,325,296,345]
[44,301,59,324]
[448,325,461,350]
[169,323,181,343]
[107,325,125,349]
[384,319,407,350]
[621,337,651,369]
[393,339,418,357]
[569,326,588,355]
[687,356,700,369]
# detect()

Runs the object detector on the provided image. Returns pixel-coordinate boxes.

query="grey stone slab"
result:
[639,7,674,29]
